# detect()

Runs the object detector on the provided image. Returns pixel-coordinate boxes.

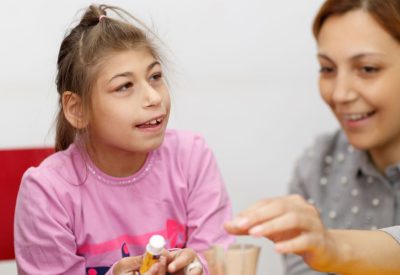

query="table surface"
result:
[0,260,17,275]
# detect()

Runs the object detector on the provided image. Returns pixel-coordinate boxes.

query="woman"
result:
[226,1,400,274]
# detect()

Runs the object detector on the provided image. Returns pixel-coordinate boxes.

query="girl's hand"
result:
[224,194,337,270]
[166,248,203,275]
[112,255,166,275]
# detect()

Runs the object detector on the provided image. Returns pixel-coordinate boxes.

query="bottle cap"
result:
[147,235,166,255]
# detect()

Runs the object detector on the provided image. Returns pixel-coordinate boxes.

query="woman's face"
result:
[317,10,400,152]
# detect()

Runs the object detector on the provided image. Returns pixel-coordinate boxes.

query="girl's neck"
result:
[87,145,148,178]
[369,138,400,174]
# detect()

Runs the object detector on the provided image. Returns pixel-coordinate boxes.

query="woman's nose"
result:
[331,72,357,103]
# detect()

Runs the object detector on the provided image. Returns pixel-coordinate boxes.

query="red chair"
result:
[0,147,54,260]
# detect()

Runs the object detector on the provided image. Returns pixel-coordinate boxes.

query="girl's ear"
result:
[62,91,88,129]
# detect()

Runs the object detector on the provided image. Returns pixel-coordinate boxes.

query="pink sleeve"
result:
[14,169,86,274]
[184,135,235,272]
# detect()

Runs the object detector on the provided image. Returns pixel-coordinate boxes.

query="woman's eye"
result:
[360,66,379,74]
[319,66,335,75]
[116,82,133,92]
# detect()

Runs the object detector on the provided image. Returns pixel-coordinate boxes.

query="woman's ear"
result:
[62,91,88,129]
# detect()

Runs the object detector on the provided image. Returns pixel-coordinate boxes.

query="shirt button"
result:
[337,153,345,163]
[325,155,333,164]
[329,210,337,219]
[340,176,348,185]
[372,198,380,206]
[351,206,359,214]
[307,198,315,205]
[351,189,359,197]
[320,177,328,186]
[371,226,378,230]
[367,176,374,184]
[347,145,354,153]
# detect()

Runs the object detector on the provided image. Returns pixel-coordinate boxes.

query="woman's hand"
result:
[112,255,166,275]
[165,248,203,275]
[224,194,338,270]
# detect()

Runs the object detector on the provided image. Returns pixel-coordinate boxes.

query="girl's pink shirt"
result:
[14,129,234,274]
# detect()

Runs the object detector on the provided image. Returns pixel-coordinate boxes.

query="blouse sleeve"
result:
[380,226,400,244]
[14,168,86,274]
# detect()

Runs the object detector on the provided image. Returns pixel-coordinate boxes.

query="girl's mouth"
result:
[136,116,164,129]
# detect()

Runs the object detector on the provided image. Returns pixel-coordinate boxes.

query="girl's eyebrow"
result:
[108,61,161,83]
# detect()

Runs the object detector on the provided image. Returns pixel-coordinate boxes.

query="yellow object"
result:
[139,235,166,274]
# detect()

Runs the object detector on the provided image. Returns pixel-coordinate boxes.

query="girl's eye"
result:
[116,82,133,92]
[149,72,163,82]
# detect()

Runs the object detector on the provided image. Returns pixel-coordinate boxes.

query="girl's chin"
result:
[138,136,165,152]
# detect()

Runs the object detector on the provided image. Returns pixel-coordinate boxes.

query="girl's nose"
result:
[142,83,162,107]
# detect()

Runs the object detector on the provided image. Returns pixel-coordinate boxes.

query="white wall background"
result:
[0,0,338,274]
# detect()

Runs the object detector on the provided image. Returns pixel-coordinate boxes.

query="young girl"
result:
[14,4,233,275]
[226,0,400,274]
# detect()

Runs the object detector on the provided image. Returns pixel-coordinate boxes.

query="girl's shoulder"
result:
[21,143,85,190]
[162,129,209,151]
[163,128,205,141]
[158,129,213,162]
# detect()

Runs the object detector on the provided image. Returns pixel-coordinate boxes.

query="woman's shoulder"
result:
[294,129,350,175]
[304,129,350,160]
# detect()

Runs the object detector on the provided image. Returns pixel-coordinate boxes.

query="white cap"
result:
[147,235,166,255]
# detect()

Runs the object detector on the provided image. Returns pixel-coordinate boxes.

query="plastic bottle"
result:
[139,235,166,274]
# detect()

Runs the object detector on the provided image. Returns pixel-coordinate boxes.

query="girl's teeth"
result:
[146,120,157,125]
[144,118,162,125]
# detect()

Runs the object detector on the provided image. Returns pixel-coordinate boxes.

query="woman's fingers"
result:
[275,233,316,254]
[224,194,333,271]
[248,205,322,238]
[225,195,315,235]
[225,198,285,234]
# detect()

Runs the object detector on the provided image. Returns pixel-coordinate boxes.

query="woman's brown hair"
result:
[312,0,400,42]
[55,4,163,151]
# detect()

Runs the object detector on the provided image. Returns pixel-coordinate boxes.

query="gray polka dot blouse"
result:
[283,130,400,275]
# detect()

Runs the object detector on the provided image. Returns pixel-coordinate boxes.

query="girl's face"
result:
[88,49,170,157]
[317,10,400,152]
